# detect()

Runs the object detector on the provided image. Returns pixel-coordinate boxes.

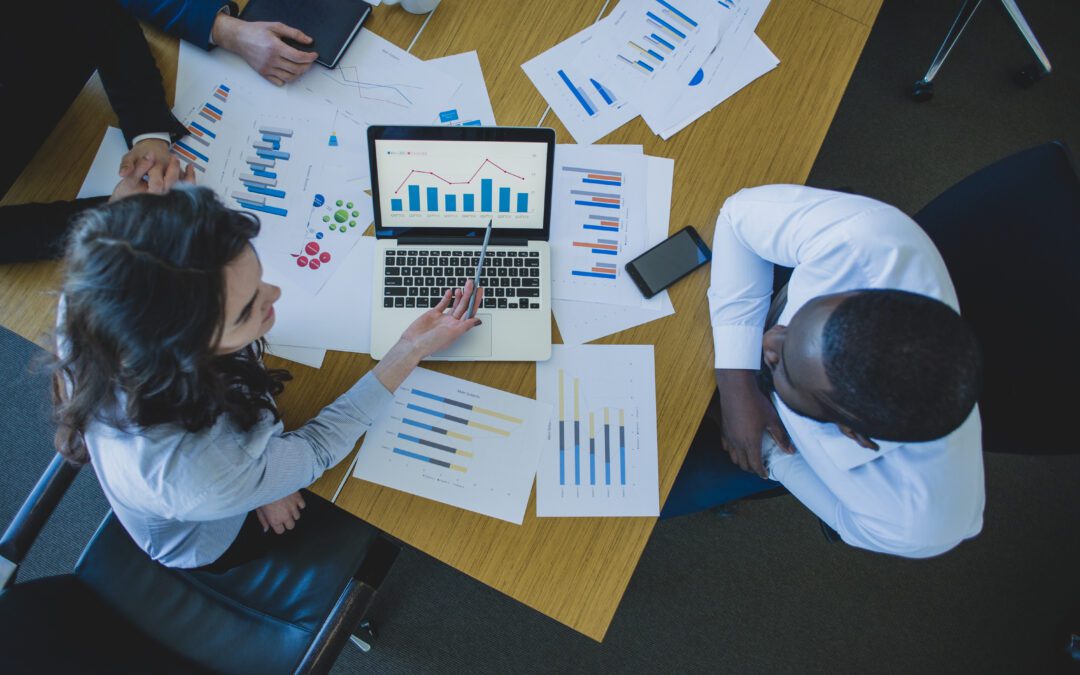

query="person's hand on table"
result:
[110,155,196,202]
[119,138,173,192]
[211,14,318,86]
[714,369,795,478]
[256,491,306,534]
[373,281,485,392]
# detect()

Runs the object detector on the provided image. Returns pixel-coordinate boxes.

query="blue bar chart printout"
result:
[536,345,658,517]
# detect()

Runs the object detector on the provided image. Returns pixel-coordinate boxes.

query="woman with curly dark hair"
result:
[53,186,482,569]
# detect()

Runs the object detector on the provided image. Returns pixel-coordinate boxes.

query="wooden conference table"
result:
[0,0,882,641]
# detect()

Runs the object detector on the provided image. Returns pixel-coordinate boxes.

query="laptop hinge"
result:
[399,237,530,246]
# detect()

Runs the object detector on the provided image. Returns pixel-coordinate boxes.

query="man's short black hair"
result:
[820,289,982,443]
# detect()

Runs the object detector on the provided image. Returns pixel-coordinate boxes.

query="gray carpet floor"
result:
[3,0,1079,671]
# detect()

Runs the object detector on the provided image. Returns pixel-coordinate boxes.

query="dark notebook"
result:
[241,0,372,69]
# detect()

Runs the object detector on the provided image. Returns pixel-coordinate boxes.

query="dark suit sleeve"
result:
[118,0,230,49]
[85,1,188,147]
[0,198,108,264]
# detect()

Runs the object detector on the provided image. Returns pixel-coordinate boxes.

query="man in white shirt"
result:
[664,185,984,559]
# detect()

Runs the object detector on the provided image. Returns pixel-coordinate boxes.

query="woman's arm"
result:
[176,284,483,521]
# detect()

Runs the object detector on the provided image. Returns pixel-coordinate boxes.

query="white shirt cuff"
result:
[712,324,764,370]
[131,132,173,148]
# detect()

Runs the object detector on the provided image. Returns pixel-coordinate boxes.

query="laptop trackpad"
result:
[432,314,493,359]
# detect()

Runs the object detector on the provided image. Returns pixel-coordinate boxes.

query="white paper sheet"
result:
[637,0,770,133]
[77,127,127,199]
[522,19,637,145]
[264,181,374,296]
[266,235,376,353]
[321,105,375,191]
[297,29,459,126]
[552,153,677,343]
[554,293,675,345]
[535,345,659,517]
[265,343,327,368]
[177,39,278,96]
[581,0,725,114]
[353,367,552,524]
[657,33,779,139]
[427,51,498,128]
[549,144,651,306]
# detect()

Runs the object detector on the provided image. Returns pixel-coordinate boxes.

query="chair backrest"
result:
[914,142,1080,454]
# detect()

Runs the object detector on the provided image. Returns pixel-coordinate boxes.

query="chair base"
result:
[910,79,935,102]
[913,0,1051,102]
[349,619,377,653]
[1013,63,1048,89]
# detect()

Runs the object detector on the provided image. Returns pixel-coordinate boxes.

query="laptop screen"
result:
[374,138,548,231]
[368,126,555,241]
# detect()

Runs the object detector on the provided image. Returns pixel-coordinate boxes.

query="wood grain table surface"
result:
[0,0,881,641]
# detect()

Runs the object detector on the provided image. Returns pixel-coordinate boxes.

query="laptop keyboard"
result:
[383,248,543,310]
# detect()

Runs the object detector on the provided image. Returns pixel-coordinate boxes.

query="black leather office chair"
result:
[913,141,1079,455]
[911,0,1052,101]
[0,454,400,674]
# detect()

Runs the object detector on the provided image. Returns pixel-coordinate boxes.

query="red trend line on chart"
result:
[393,159,526,194]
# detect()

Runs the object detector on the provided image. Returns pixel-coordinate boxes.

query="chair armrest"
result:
[0,454,81,588]
[294,536,401,674]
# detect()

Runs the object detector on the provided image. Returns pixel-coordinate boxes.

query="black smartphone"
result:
[624,226,712,298]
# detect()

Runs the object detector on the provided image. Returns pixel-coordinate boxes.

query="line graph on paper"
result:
[329,66,422,108]
[300,34,461,126]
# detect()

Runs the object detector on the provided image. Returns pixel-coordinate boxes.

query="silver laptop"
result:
[368,125,555,361]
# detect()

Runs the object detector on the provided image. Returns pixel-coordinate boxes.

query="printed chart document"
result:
[535,345,659,517]
[298,29,460,126]
[295,41,492,189]
[522,19,637,145]
[553,151,676,344]
[637,0,770,133]
[353,368,552,524]
[655,34,778,139]
[266,234,376,354]
[549,144,650,307]
[522,0,776,142]
[77,127,127,198]
[427,51,498,128]
[581,0,725,113]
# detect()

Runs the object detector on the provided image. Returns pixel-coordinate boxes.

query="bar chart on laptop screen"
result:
[375,140,547,229]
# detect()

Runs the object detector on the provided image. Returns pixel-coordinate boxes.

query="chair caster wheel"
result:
[350,619,377,653]
[709,502,739,518]
[1014,64,1045,89]
[910,79,934,102]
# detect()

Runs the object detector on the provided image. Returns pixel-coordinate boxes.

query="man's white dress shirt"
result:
[708,185,984,558]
